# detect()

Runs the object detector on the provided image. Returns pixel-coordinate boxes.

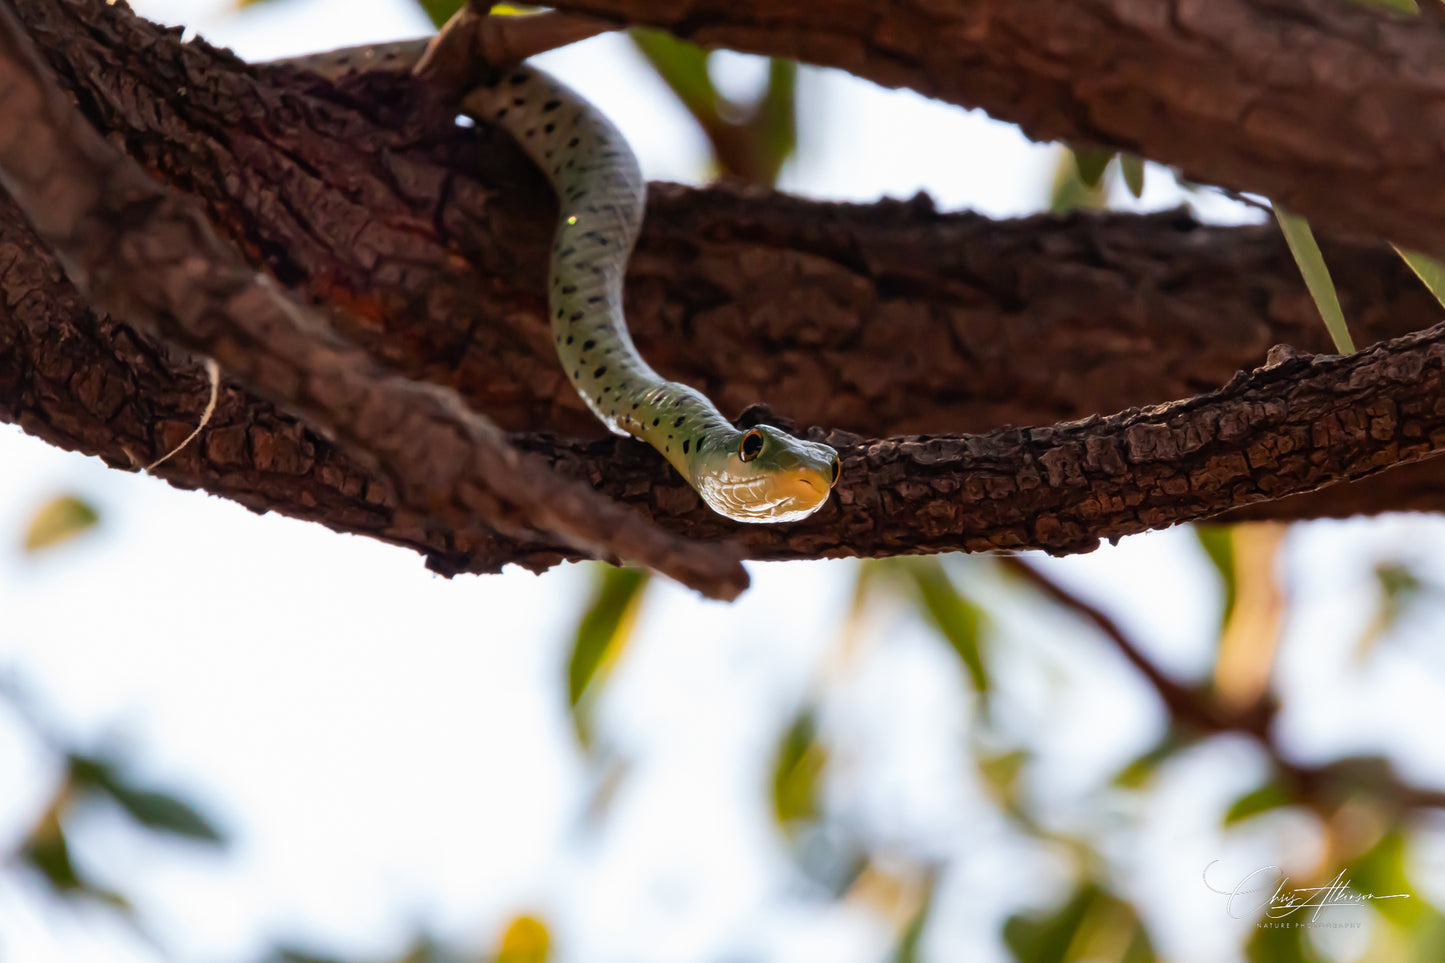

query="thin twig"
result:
[999,556,1445,813]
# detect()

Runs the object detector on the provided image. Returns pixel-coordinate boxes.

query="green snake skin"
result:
[279,43,840,523]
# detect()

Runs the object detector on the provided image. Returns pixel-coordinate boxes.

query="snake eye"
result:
[739,428,764,462]
[829,456,841,487]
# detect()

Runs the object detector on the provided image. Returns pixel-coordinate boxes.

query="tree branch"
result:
[0,0,747,599]
[549,0,1445,258]
[4,0,1445,582]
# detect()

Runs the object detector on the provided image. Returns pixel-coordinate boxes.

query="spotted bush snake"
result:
[283,34,841,523]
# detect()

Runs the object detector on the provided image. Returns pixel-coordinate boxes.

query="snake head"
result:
[690,424,841,523]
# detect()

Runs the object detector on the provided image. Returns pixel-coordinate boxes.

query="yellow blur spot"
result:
[496,914,550,963]
[567,216,577,225]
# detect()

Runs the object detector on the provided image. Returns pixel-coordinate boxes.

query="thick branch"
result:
[4,0,1445,580]
[0,0,746,598]
[550,0,1445,258]
[490,325,1445,570]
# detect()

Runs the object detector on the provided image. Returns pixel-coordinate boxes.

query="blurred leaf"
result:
[1119,155,1145,198]
[268,949,350,963]
[1245,920,1317,963]
[1111,732,1186,789]
[21,807,82,891]
[1360,561,1427,654]
[106,784,223,842]
[772,708,825,828]
[1395,246,1445,308]
[1194,526,1238,630]
[69,753,224,843]
[978,748,1029,804]
[889,874,936,963]
[1274,205,1356,353]
[1223,782,1293,825]
[1052,148,1111,213]
[396,935,445,963]
[749,57,799,184]
[1005,884,1091,963]
[632,29,796,184]
[22,494,99,553]
[1347,830,1422,928]
[19,792,132,911]
[907,560,989,696]
[631,29,718,123]
[1004,882,1155,963]
[414,0,465,28]
[567,567,648,746]
[496,915,550,963]
[1071,146,1113,188]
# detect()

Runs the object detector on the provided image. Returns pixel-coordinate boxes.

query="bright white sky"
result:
[1,3,1442,963]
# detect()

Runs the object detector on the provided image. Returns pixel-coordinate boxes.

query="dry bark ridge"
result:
[2,0,1445,583]
[550,0,1445,259]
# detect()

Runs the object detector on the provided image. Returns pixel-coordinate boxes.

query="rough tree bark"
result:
[550,0,1445,258]
[1,0,1443,588]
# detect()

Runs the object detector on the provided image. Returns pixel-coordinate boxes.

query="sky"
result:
[1,2,1443,963]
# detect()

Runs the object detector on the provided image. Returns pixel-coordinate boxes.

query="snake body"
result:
[283,45,839,523]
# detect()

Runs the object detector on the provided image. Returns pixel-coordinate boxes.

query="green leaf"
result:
[1071,147,1113,188]
[1394,247,1445,309]
[749,57,799,185]
[21,818,82,891]
[1360,561,1427,653]
[1274,205,1356,353]
[1223,782,1293,825]
[1051,149,1111,214]
[1005,883,1157,963]
[1112,732,1186,789]
[109,786,223,842]
[1193,525,1238,629]
[414,0,466,29]
[69,753,224,843]
[907,560,989,696]
[22,494,99,552]
[891,876,935,963]
[977,748,1029,806]
[1119,155,1146,198]
[567,566,649,747]
[772,709,825,827]
[567,567,648,706]
[1347,830,1426,928]
[630,29,718,125]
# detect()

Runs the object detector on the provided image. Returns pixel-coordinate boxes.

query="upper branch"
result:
[550,0,1445,258]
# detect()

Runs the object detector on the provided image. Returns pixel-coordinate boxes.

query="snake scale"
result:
[283,36,840,523]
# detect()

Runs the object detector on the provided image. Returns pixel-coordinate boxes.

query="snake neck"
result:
[462,67,737,473]
[464,65,839,524]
